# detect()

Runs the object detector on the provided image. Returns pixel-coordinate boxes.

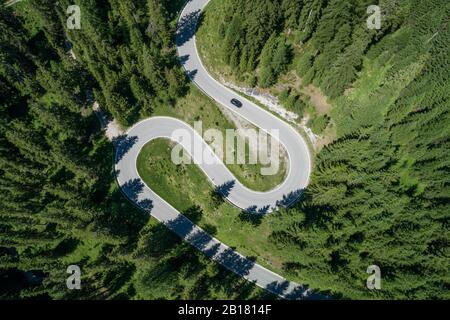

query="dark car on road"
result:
[230,98,243,108]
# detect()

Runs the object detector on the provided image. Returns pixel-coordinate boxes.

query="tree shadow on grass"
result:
[101,263,136,298]
[181,205,203,224]
[52,238,80,258]
[135,223,181,259]
[102,179,151,239]
[201,223,217,236]
[239,210,264,227]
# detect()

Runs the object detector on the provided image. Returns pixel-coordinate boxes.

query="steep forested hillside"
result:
[0,2,269,300]
[198,0,450,299]
[198,0,405,95]
[20,0,188,127]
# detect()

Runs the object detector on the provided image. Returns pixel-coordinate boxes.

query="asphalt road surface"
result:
[115,0,325,299]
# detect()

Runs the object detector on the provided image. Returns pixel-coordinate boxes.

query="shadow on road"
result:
[265,279,331,300]
[176,9,202,47]
[164,213,257,279]
[186,69,198,80]
[276,188,305,208]
[113,134,138,164]
[178,54,190,65]
[121,178,153,213]
[215,180,236,197]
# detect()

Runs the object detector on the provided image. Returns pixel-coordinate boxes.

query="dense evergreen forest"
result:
[203,0,407,96]
[0,1,270,299]
[199,0,449,298]
[1,0,449,300]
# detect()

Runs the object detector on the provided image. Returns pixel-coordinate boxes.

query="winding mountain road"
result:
[115,0,323,299]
